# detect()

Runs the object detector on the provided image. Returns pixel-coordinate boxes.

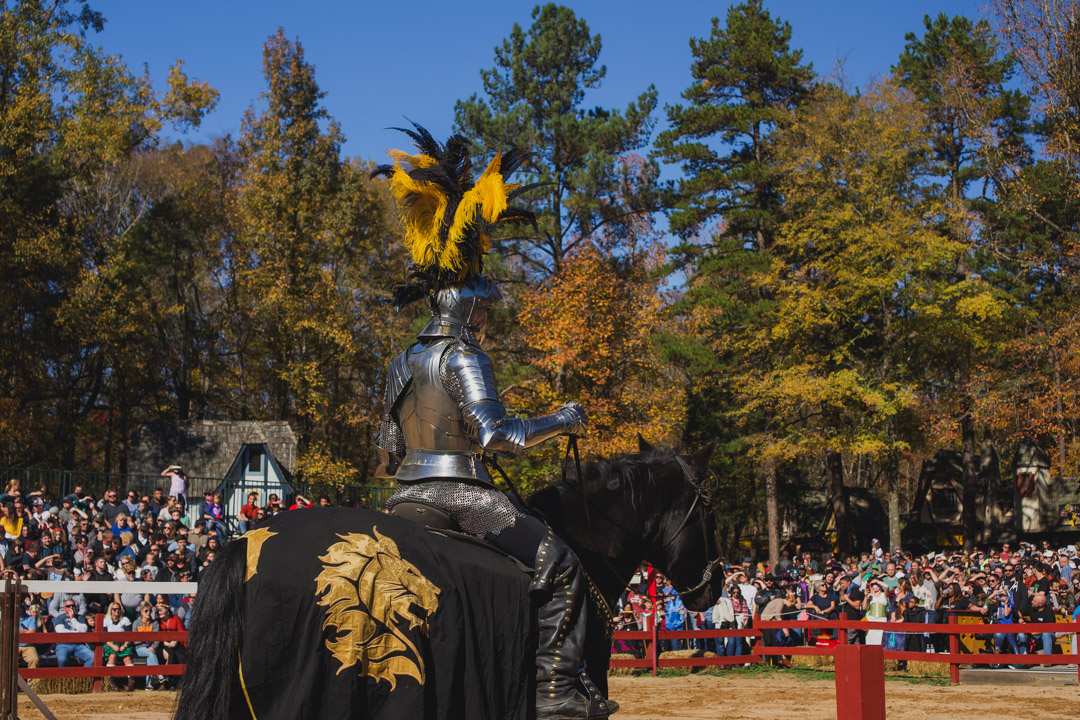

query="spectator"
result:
[288,494,313,510]
[54,600,94,667]
[101,489,130,526]
[238,492,260,535]
[19,603,45,669]
[160,465,189,511]
[157,604,186,669]
[265,494,284,516]
[48,579,86,619]
[1026,592,1058,659]
[839,575,865,645]
[103,601,135,690]
[133,601,161,690]
[864,579,888,645]
[122,490,140,516]
[661,578,685,651]
[147,489,167,515]
[1,503,23,540]
[988,575,1027,668]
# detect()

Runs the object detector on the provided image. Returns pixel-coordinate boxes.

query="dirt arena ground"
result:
[14,673,1080,719]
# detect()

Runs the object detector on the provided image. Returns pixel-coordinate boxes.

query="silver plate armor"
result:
[378,337,588,485]
[376,274,588,536]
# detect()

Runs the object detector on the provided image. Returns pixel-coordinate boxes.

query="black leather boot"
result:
[531,530,616,719]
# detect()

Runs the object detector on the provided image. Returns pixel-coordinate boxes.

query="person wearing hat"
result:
[160,464,188,511]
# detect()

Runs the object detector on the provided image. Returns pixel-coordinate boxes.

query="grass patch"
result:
[630,661,949,687]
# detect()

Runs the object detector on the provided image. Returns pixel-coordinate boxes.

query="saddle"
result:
[390,501,534,573]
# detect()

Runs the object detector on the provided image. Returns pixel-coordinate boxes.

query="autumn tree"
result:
[232,30,408,474]
[0,0,216,467]
[654,0,813,565]
[987,0,1080,480]
[895,14,1031,548]
[760,80,963,550]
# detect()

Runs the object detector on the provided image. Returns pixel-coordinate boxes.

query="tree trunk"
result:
[827,450,850,553]
[764,456,780,571]
[1053,350,1067,478]
[980,432,1000,542]
[960,412,979,551]
[886,451,901,552]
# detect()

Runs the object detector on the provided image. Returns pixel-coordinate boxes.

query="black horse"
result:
[176,439,723,720]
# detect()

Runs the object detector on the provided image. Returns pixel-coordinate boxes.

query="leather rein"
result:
[564,438,723,603]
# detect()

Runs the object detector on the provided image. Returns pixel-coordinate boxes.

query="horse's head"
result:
[632,436,725,611]
[536,437,726,613]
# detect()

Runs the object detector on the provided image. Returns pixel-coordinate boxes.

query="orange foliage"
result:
[511,238,685,464]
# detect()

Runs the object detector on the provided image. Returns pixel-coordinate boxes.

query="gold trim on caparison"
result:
[238,654,257,720]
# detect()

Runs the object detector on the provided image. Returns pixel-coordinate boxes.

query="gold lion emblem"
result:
[315,528,440,690]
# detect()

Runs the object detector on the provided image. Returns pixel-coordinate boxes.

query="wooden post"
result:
[650,607,659,677]
[833,644,885,720]
[92,613,104,693]
[0,579,10,720]
[0,577,21,720]
[948,613,960,685]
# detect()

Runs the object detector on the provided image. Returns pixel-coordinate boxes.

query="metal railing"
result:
[0,467,220,504]
[0,467,396,516]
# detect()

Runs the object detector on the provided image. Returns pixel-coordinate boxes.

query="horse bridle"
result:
[658,455,724,599]
[564,439,724,601]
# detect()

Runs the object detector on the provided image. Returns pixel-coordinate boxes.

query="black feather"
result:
[498,206,538,230]
[370,164,394,179]
[408,167,461,197]
[507,182,548,201]
[499,148,530,177]
[390,120,443,159]
[443,135,472,184]
[391,273,432,310]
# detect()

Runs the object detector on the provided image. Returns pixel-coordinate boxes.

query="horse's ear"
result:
[689,438,719,475]
[637,434,655,453]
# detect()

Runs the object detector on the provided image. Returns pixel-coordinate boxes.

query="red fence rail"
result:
[18,613,187,690]
[612,615,1080,684]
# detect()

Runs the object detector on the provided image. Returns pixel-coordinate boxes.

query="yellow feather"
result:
[386,149,437,170]
[388,161,447,270]
[442,153,510,271]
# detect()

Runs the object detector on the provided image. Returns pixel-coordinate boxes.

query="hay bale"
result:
[608,653,640,677]
[659,649,705,659]
[29,676,95,694]
[791,655,834,670]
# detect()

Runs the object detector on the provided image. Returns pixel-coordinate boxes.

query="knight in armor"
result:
[371,124,615,720]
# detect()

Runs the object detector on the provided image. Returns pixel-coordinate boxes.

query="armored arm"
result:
[442,345,587,457]
[374,353,411,478]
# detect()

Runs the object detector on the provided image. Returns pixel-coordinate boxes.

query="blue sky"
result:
[95,0,985,160]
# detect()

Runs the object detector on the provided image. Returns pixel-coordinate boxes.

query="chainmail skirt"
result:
[387,479,524,538]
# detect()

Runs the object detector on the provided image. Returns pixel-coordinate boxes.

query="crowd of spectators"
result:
[614,538,1080,668]
[1,471,351,689]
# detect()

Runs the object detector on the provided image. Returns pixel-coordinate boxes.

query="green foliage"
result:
[654,0,814,242]
[454,3,657,277]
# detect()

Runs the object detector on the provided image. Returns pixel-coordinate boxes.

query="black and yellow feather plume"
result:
[371,121,536,308]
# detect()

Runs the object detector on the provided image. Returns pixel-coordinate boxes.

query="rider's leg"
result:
[486,514,614,719]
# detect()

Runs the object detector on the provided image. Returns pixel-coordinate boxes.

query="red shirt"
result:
[240,503,259,521]
[160,615,185,645]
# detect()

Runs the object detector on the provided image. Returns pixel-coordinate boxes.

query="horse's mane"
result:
[540,447,685,514]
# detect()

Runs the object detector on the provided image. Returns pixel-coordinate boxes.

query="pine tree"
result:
[895,14,1031,549]
[454,3,657,278]
[653,0,813,567]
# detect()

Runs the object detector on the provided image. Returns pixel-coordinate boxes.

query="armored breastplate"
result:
[394,339,492,484]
